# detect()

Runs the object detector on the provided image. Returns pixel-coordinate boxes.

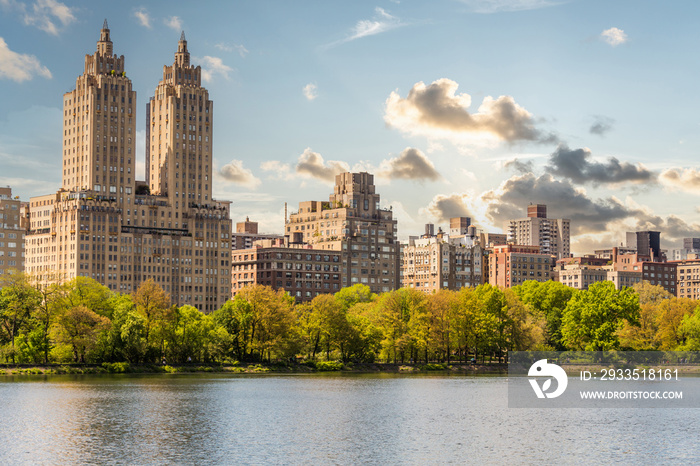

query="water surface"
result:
[0,374,697,464]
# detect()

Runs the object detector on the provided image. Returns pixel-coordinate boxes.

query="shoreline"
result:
[0,362,509,377]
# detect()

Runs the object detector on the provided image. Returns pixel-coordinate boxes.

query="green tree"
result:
[52,305,111,362]
[0,272,41,363]
[214,285,295,362]
[656,298,698,350]
[678,308,700,350]
[504,288,544,352]
[376,288,426,363]
[132,279,171,360]
[335,284,375,310]
[514,280,573,350]
[31,277,69,364]
[308,294,350,361]
[296,302,323,360]
[427,290,459,363]
[166,305,214,363]
[561,281,640,351]
[474,284,509,361]
[344,302,383,362]
[64,277,114,317]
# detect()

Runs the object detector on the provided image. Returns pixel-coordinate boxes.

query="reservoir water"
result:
[0,374,698,464]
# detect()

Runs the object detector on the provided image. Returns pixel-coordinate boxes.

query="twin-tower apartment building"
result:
[24,22,232,313]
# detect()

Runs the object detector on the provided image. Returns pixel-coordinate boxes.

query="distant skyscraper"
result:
[26,22,232,312]
[507,204,570,259]
[626,230,662,262]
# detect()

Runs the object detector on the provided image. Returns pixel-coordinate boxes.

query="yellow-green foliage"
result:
[1,275,693,369]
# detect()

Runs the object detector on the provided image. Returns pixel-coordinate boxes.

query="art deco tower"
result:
[27,23,232,313]
[146,32,213,209]
[62,20,136,197]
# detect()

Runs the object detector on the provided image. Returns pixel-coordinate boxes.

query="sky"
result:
[1,0,700,254]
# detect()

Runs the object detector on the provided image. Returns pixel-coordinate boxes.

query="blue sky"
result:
[1,0,700,253]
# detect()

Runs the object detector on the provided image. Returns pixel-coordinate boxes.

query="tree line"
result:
[1,271,699,366]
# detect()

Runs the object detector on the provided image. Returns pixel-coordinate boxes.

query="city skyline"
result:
[2,1,700,253]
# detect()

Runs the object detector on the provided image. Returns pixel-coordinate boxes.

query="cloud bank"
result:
[385,78,555,146]
[545,145,654,186]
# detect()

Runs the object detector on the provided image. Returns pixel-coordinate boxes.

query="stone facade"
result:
[231,238,342,302]
[488,244,552,289]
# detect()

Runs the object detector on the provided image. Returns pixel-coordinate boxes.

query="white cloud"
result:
[296,148,349,182]
[214,42,249,57]
[377,147,441,181]
[196,56,233,82]
[164,15,182,32]
[601,27,628,46]
[303,83,318,101]
[133,7,151,28]
[23,0,75,35]
[324,7,403,49]
[1,0,76,35]
[0,37,51,82]
[218,160,261,189]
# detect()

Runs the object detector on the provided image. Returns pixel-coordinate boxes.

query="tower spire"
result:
[97,19,113,55]
[175,31,190,67]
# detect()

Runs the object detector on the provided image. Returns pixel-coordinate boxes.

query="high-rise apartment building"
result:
[286,172,400,293]
[25,23,232,312]
[0,187,25,278]
[507,204,570,259]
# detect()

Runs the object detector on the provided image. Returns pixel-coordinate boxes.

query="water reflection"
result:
[0,374,698,464]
